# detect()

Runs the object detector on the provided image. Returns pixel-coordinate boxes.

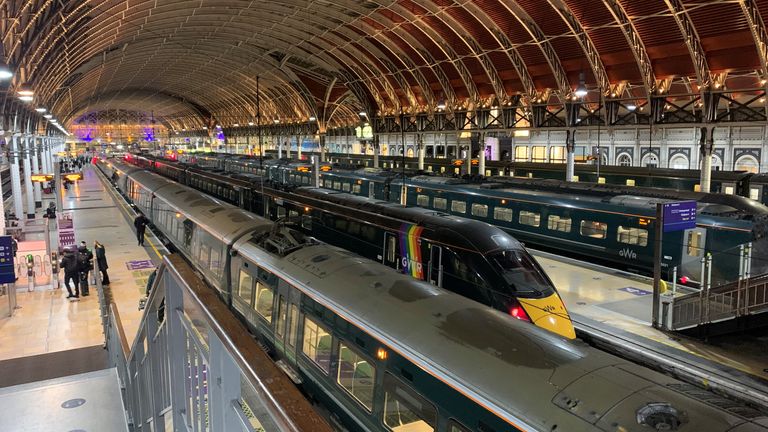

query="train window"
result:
[288,304,299,347]
[626,179,636,187]
[724,186,735,195]
[333,181,341,190]
[352,184,361,194]
[617,226,648,246]
[343,183,351,192]
[387,235,397,264]
[238,270,254,306]
[383,373,436,432]
[199,244,211,270]
[451,200,467,214]
[519,211,540,227]
[471,203,488,217]
[433,197,447,210]
[337,343,376,412]
[302,316,332,374]
[276,296,287,337]
[416,195,430,207]
[448,420,471,432]
[598,177,606,184]
[493,207,513,222]
[255,281,274,323]
[580,220,607,239]
[547,215,572,233]
[687,231,703,257]
[750,188,760,201]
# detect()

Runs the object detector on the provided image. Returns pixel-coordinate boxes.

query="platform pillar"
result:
[373,138,379,168]
[699,126,715,193]
[478,135,486,177]
[286,139,291,159]
[23,134,36,218]
[319,133,327,163]
[417,135,425,171]
[32,136,42,208]
[277,138,282,159]
[465,142,472,176]
[297,135,302,160]
[565,128,576,182]
[10,134,24,221]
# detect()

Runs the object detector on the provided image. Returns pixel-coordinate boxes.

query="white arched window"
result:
[712,155,722,171]
[406,147,415,157]
[642,153,659,168]
[669,155,689,169]
[734,155,759,173]
[617,153,632,167]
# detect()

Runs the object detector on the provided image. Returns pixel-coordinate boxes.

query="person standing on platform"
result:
[94,241,109,285]
[60,247,80,299]
[77,241,93,296]
[134,214,149,246]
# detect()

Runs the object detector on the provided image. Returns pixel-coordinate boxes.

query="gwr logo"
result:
[619,248,638,260]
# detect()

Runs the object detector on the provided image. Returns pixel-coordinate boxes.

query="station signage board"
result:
[0,235,15,284]
[662,201,697,232]
[31,174,54,182]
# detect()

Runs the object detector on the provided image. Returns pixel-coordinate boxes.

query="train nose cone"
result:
[518,296,576,339]
[532,313,576,339]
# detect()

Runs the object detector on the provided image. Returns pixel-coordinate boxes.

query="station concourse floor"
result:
[0,164,163,364]
[532,250,768,382]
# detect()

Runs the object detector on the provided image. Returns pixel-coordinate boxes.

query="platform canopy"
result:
[1,0,768,133]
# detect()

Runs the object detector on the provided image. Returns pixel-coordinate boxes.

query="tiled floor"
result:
[0,368,128,431]
[0,165,161,361]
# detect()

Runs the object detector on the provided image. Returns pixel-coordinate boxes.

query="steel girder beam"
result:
[662,0,711,88]
[546,0,610,93]
[498,0,570,97]
[601,0,657,97]
[738,0,768,79]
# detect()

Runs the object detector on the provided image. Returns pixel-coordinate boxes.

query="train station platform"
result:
[532,249,768,406]
[0,164,163,362]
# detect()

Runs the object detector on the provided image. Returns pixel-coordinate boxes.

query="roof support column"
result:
[700,91,719,193]
[319,132,327,163]
[297,134,302,161]
[417,134,425,171]
[10,133,24,222]
[32,136,42,208]
[699,126,715,193]
[565,102,580,182]
[23,133,36,219]
[478,132,486,177]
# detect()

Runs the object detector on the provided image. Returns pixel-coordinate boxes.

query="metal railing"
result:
[671,272,768,330]
[103,254,331,432]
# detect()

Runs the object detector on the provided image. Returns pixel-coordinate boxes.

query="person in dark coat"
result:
[60,247,80,298]
[77,241,94,296]
[94,241,109,285]
[134,214,149,246]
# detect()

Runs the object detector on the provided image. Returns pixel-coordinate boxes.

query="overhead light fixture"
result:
[248,121,254,126]
[0,64,13,80]
[359,111,367,117]
[43,114,52,119]
[35,107,46,113]
[273,119,280,124]
[17,83,33,97]
[233,123,239,127]
[19,95,33,102]
[309,116,316,121]
[627,104,637,111]
[203,126,208,130]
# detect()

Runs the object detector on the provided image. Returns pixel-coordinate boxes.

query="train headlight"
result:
[376,348,388,361]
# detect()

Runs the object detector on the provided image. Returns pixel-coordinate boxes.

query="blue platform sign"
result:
[0,235,15,284]
[663,201,697,232]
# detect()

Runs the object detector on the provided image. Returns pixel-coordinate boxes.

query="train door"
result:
[680,228,706,281]
[428,245,443,287]
[383,232,399,270]
[274,282,302,378]
[368,182,375,199]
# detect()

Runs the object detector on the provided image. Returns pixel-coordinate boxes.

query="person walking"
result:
[94,241,109,285]
[60,247,80,299]
[77,241,94,296]
[134,214,149,246]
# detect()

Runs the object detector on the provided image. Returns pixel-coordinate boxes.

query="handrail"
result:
[102,253,332,432]
[162,254,332,432]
